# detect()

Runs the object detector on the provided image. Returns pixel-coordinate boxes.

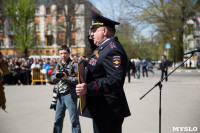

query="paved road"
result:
[0,70,200,133]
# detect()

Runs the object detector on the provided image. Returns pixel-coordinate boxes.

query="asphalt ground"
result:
[0,70,200,133]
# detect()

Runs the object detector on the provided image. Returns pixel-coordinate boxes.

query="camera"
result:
[56,68,69,79]
[56,71,65,79]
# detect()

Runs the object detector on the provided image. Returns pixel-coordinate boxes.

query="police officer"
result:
[76,10,131,133]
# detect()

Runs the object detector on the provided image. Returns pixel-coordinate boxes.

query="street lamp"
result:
[173,37,176,67]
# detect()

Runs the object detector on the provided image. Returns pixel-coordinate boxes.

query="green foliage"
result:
[116,22,160,61]
[134,0,200,62]
[3,0,36,57]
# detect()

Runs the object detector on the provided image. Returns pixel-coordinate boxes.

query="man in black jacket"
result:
[160,54,168,81]
[76,10,131,133]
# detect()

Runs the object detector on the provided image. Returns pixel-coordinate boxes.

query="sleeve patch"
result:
[109,42,117,49]
[113,55,121,68]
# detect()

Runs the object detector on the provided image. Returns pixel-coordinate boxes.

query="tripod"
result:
[139,52,195,133]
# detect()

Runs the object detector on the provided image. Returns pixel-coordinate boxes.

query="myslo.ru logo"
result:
[172,127,198,132]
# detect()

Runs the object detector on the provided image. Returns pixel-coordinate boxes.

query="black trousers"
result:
[161,70,168,81]
[92,116,124,133]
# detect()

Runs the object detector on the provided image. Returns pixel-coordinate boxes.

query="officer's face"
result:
[90,27,107,46]
[59,49,70,62]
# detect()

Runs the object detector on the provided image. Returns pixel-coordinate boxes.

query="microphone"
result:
[184,48,200,55]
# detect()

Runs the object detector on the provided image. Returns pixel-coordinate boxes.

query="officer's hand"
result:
[76,83,87,96]
[61,72,68,80]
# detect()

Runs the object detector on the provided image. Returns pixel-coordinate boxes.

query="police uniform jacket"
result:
[81,37,131,119]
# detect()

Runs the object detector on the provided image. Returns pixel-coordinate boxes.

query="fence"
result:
[31,68,55,85]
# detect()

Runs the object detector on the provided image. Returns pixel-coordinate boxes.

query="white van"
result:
[29,55,60,59]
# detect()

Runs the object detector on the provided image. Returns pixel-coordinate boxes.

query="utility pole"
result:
[173,37,176,67]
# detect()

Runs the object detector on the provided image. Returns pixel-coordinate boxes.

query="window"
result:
[57,8,63,15]
[197,39,200,47]
[46,50,50,54]
[71,23,74,31]
[0,24,3,31]
[35,8,39,15]
[71,39,75,46]
[0,40,3,47]
[35,24,39,31]
[10,25,14,31]
[46,24,51,31]
[47,37,52,46]
[36,39,39,46]
[57,39,63,46]
[11,40,15,47]
[57,23,65,31]
[46,8,50,15]
[0,9,3,14]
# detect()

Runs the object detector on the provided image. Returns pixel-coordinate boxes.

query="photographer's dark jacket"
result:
[50,59,78,96]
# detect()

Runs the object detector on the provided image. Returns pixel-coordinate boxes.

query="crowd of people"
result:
[2,54,159,85]
[127,57,152,83]
[2,56,87,85]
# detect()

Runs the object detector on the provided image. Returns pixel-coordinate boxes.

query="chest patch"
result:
[113,56,121,68]
[89,58,97,66]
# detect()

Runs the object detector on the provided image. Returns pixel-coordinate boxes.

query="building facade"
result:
[0,0,97,57]
[184,14,200,68]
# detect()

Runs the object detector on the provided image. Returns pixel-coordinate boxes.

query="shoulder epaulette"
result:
[109,42,117,49]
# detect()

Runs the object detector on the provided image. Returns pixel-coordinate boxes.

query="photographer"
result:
[50,45,81,133]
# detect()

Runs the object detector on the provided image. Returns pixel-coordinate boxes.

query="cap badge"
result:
[92,21,104,26]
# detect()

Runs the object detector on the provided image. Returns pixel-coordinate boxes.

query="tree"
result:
[89,0,160,61]
[125,0,200,62]
[3,0,36,58]
[48,0,89,48]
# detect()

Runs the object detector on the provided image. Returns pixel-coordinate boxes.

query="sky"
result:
[88,0,154,38]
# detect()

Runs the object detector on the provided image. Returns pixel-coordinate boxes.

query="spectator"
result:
[131,59,136,78]
[30,58,40,69]
[21,58,31,85]
[160,54,168,82]
[13,58,22,85]
[142,58,148,77]
[127,59,132,83]
[43,58,51,85]
[135,58,141,79]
